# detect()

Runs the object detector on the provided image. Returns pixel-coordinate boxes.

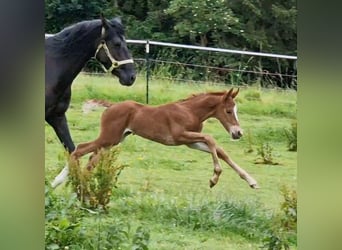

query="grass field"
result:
[45,73,297,249]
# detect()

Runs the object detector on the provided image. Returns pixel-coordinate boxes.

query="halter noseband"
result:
[94,27,134,73]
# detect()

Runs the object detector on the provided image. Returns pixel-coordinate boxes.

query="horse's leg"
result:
[177,132,222,188]
[46,87,75,153]
[47,114,76,188]
[187,142,259,189]
[46,114,75,153]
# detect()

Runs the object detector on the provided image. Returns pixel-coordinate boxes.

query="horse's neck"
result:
[182,94,221,122]
[59,26,101,79]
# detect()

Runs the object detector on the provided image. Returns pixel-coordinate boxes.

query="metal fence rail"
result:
[46,35,297,60]
[127,39,297,60]
[46,34,297,103]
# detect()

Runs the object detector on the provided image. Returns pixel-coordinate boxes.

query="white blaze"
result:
[233,105,239,122]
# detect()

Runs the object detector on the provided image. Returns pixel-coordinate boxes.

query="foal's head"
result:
[95,15,136,86]
[217,88,243,140]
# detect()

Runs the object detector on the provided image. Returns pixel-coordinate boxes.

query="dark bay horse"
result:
[45,15,136,156]
[53,88,259,189]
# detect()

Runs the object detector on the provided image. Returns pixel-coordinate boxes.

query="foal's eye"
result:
[227,111,232,114]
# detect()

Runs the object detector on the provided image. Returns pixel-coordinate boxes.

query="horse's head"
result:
[217,88,243,140]
[95,15,136,86]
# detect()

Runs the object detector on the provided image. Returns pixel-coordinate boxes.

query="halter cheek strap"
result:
[94,27,134,73]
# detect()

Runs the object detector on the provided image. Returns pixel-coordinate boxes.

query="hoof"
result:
[86,165,94,171]
[250,183,260,189]
[209,179,216,188]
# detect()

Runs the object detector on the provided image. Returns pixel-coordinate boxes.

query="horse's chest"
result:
[45,86,72,116]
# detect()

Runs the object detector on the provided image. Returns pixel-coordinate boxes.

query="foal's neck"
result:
[182,93,222,122]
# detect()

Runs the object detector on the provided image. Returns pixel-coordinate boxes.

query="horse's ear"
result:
[113,17,122,25]
[100,13,110,30]
[232,88,240,99]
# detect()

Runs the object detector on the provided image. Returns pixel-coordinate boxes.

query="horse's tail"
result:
[82,99,114,114]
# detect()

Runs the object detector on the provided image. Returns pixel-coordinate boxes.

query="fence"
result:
[46,35,297,103]
[125,40,297,103]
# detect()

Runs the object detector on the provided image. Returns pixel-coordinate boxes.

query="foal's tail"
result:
[82,99,114,114]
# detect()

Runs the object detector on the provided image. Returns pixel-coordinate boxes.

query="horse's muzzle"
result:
[119,72,136,86]
[114,67,136,86]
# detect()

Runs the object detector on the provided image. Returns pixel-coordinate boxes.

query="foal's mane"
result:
[178,91,226,103]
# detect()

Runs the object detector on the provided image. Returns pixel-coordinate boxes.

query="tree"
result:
[165,0,242,47]
[45,0,116,33]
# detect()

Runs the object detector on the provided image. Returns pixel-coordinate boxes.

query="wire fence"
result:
[47,34,297,102]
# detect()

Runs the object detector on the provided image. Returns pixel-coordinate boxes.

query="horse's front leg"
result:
[46,114,75,153]
[178,131,222,188]
[47,114,76,188]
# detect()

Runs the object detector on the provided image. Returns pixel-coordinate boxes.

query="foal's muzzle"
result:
[231,130,243,140]
[230,126,243,140]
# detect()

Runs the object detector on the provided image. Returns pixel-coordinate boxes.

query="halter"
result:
[94,27,134,73]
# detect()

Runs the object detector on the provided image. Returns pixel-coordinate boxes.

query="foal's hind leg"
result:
[85,152,102,171]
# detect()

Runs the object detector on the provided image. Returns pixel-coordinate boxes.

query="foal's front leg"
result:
[178,131,223,187]
[187,142,259,189]
[215,146,258,188]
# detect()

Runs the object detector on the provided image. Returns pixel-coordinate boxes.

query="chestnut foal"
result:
[52,88,258,189]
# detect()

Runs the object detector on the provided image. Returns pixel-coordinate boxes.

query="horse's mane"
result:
[178,91,226,103]
[46,18,124,57]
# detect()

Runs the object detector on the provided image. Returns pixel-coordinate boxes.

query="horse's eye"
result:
[114,41,121,48]
[227,111,232,114]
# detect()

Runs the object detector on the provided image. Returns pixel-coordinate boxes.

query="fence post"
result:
[145,40,150,104]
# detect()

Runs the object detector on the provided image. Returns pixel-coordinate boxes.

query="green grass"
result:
[45,73,297,249]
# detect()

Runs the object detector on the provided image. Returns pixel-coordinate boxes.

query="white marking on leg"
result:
[188,142,211,152]
[121,128,133,142]
[51,164,69,188]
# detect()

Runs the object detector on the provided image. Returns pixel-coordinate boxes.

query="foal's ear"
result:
[224,88,239,101]
[231,88,239,99]
[223,88,233,102]
[100,13,110,30]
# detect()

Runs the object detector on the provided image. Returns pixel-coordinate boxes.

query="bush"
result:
[262,185,297,249]
[284,120,297,151]
[45,181,86,249]
[255,142,279,165]
[68,147,126,210]
[45,179,151,249]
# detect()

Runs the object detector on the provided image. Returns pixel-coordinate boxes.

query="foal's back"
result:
[103,100,201,145]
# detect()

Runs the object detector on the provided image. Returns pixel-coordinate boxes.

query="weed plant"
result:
[262,185,297,249]
[284,120,297,151]
[68,147,125,210]
[255,142,279,165]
